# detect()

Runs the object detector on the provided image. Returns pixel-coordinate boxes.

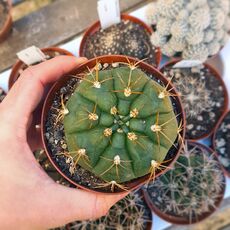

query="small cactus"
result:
[146,0,230,61]
[68,190,152,230]
[146,142,225,224]
[58,61,181,190]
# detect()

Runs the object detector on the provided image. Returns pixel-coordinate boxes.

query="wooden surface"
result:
[0,0,149,73]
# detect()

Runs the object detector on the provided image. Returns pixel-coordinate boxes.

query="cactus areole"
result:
[62,61,179,184]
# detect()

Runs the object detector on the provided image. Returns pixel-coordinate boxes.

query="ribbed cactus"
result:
[60,62,179,189]
[146,0,230,61]
[146,142,225,223]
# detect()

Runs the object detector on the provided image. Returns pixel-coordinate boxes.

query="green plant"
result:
[147,142,225,223]
[146,0,230,61]
[55,61,181,191]
[68,190,152,230]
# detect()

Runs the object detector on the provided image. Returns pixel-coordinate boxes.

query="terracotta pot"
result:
[8,47,73,89]
[160,59,229,141]
[8,47,73,133]
[212,110,230,178]
[143,141,226,225]
[41,55,185,194]
[79,14,162,68]
[0,0,12,43]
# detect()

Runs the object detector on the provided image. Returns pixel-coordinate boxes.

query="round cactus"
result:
[146,142,226,224]
[61,62,179,187]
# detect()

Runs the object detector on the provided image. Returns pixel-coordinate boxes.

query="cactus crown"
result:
[58,60,180,190]
[147,142,225,223]
[69,190,152,230]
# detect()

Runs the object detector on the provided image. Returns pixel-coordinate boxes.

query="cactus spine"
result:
[146,142,225,223]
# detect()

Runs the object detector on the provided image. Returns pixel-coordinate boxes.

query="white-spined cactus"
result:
[146,0,230,62]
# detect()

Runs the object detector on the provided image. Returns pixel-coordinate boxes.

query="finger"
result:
[1,56,87,129]
[34,183,128,229]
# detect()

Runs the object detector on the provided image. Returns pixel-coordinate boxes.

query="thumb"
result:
[33,182,128,229]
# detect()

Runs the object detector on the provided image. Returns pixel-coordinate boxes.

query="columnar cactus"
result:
[146,0,230,61]
[59,62,179,189]
[146,142,225,223]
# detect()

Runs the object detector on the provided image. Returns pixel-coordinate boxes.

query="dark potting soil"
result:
[44,62,182,193]
[214,111,230,174]
[68,189,152,230]
[34,149,72,187]
[0,0,9,29]
[83,20,158,66]
[162,64,226,140]
[0,87,6,102]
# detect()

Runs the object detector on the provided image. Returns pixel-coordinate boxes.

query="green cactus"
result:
[146,142,225,223]
[61,62,179,187]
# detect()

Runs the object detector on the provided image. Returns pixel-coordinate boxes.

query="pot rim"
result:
[143,140,226,225]
[79,13,162,68]
[41,54,186,194]
[8,46,74,89]
[0,0,12,41]
[160,58,229,141]
[212,109,230,178]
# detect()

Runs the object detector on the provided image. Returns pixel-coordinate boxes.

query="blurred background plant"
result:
[146,0,230,61]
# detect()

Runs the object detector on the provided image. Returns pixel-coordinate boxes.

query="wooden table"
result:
[0,0,150,73]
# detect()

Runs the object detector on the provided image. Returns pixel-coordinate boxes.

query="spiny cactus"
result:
[54,60,181,191]
[146,0,230,61]
[68,190,152,230]
[146,142,225,224]
[162,63,226,140]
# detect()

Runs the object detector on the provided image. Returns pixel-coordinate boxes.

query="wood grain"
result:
[0,0,149,73]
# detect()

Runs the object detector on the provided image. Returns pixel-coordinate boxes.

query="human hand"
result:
[0,56,127,230]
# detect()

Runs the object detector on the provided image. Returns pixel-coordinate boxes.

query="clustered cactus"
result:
[55,61,181,191]
[68,190,152,230]
[146,142,225,223]
[146,0,230,61]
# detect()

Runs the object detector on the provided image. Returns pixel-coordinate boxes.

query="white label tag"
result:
[97,0,121,30]
[173,60,203,69]
[17,46,46,66]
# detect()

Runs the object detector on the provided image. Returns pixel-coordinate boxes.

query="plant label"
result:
[173,60,203,69]
[97,0,121,30]
[17,46,46,66]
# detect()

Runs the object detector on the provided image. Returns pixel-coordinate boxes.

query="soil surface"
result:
[0,0,9,30]
[83,20,158,66]
[162,64,226,140]
[44,62,182,193]
[214,111,230,175]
